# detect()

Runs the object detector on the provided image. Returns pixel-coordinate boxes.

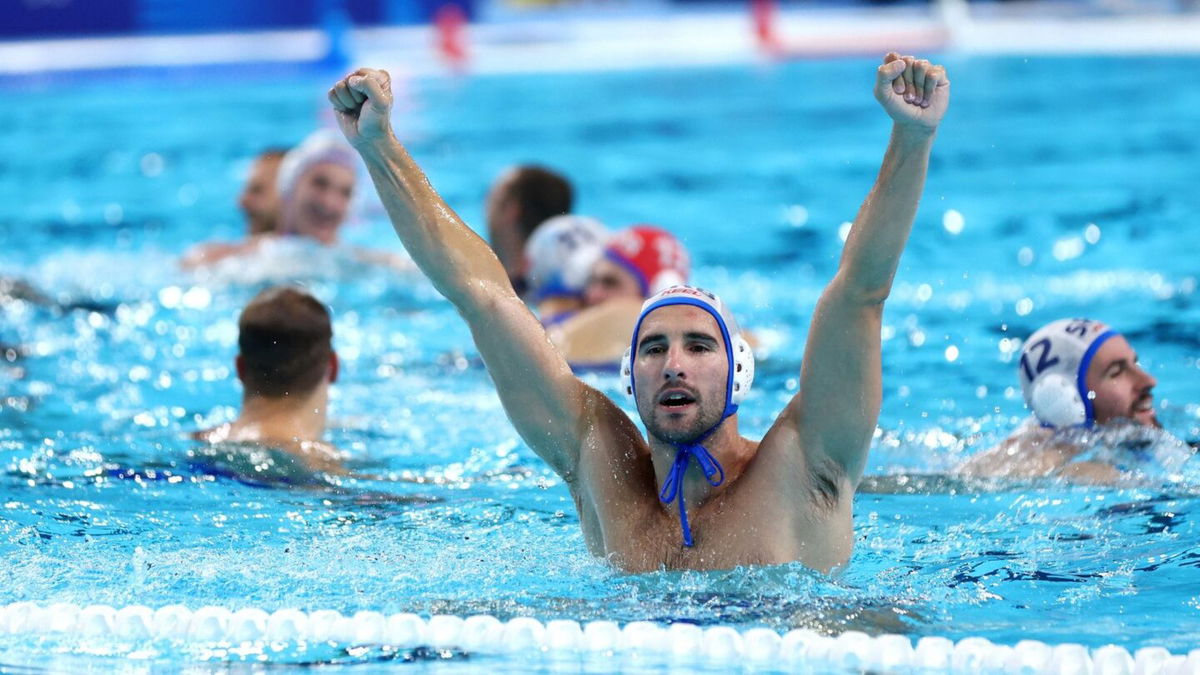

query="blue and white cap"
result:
[618,285,755,548]
[1018,318,1119,428]
[523,215,608,301]
[620,285,755,416]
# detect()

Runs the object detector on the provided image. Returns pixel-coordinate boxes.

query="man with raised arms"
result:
[328,53,949,572]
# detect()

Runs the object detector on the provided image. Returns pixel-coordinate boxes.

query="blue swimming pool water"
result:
[1,55,1198,668]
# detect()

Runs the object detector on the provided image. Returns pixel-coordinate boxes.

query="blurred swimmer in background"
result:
[182,147,289,268]
[546,224,692,369]
[523,214,609,325]
[184,131,414,274]
[183,130,356,267]
[484,165,574,297]
[241,149,288,236]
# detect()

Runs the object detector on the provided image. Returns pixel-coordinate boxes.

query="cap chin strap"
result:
[624,291,751,549]
[656,405,735,548]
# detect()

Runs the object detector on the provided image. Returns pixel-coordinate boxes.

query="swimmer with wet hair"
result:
[959,319,1173,483]
[242,148,288,236]
[330,52,949,572]
[193,286,344,474]
[485,165,574,296]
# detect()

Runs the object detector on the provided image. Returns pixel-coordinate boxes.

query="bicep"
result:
[781,278,883,484]
[462,288,591,478]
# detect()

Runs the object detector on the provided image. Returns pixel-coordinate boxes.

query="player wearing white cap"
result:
[959,319,1164,482]
[328,53,950,571]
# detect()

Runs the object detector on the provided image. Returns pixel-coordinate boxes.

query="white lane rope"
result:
[1,602,1196,673]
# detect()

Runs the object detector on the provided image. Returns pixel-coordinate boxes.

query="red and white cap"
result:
[602,225,690,298]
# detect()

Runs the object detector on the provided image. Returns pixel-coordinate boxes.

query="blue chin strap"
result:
[629,296,738,548]
[656,411,733,547]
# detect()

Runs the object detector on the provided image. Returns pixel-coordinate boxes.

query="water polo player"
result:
[960,318,1173,482]
[546,224,692,369]
[329,52,950,571]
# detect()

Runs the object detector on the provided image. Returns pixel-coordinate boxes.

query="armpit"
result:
[807,454,844,511]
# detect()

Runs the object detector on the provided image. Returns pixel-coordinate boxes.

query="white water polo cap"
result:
[620,285,755,418]
[1018,318,1119,428]
[523,215,608,301]
[276,129,358,201]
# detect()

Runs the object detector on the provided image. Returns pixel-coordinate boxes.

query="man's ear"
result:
[235,354,246,382]
[329,352,339,384]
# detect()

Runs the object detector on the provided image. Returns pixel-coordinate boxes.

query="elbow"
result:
[826,273,892,308]
[458,281,523,323]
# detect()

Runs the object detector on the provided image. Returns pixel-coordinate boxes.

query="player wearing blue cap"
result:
[328,53,950,571]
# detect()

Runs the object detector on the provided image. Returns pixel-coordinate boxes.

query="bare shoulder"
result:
[576,389,651,480]
[956,423,1074,479]
[570,388,659,526]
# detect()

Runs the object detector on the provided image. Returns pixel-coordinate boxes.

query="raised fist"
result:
[328,68,394,148]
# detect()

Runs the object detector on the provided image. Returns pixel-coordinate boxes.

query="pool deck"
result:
[1,3,1198,77]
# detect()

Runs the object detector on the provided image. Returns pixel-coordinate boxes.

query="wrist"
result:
[351,130,397,159]
[891,123,937,148]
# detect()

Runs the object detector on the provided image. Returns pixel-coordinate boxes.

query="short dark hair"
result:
[508,166,573,239]
[237,286,332,398]
[257,148,288,163]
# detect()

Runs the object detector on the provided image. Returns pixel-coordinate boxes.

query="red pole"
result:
[752,0,781,55]
[435,3,468,70]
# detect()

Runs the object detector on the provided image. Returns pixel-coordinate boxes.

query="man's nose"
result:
[1135,364,1157,391]
[663,347,686,380]
[319,189,344,213]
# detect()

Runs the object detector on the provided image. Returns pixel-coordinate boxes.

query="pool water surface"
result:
[1,55,1198,667]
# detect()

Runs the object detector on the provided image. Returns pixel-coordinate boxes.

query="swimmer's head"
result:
[277,130,358,245]
[584,225,690,307]
[1019,319,1158,428]
[485,165,573,294]
[621,285,754,444]
[237,286,337,400]
[239,148,286,236]
[523,215,608,302]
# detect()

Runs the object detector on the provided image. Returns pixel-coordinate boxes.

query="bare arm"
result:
[328,69,591,478]
[782,54,950,486]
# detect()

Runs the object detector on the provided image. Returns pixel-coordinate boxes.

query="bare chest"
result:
[595,486,849,573]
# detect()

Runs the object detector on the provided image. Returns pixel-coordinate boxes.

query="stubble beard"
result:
[642,396,725,445]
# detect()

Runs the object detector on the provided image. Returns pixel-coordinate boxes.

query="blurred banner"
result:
[0,0,477,39]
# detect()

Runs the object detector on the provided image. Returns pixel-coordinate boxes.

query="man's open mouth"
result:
[1132,395,1154,414]
[658,389,697,408]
